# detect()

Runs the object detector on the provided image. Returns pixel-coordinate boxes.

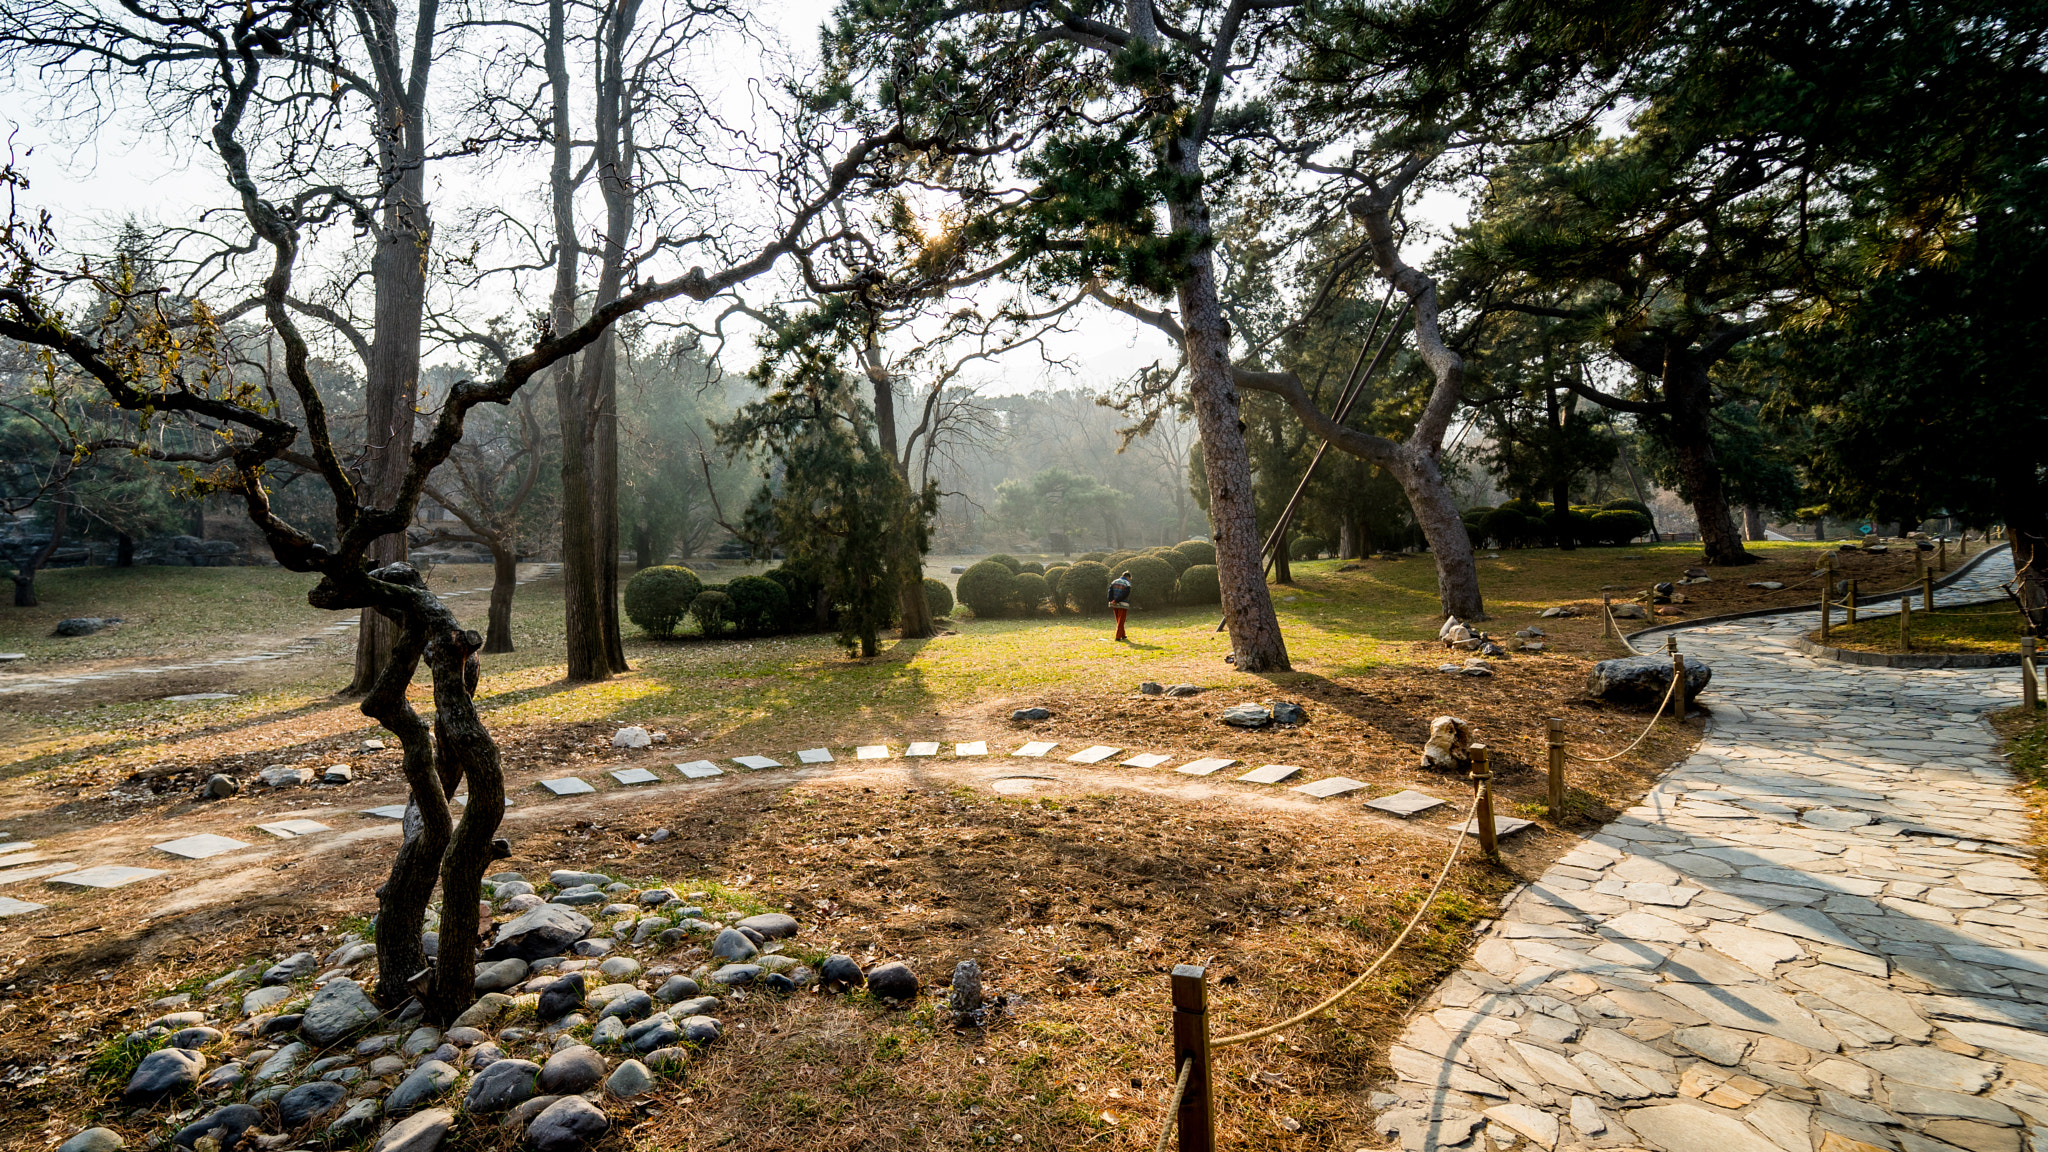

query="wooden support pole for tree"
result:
[1847,580,1858,626]
[2023,638,2039,712]
[1470,743,1498,858]
[1170,965,1215,1152]
[1900,598,1912,653]
[1546,717,1566,816]
[1923,567,1936,612]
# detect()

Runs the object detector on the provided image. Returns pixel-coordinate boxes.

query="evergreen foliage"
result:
[1012,571,1052,614]
[922,576,954,618]
[689,589,735,636]
[622,566,704,637]
[725,575,790,636]
[1177,563,1221,604]
[1059,560,1112,614]
[957,560,1019,618]
[1121,555,1178,607]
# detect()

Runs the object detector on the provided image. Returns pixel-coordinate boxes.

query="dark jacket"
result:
[1108,577,1132,605]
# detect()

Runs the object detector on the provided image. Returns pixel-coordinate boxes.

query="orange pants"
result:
[1113,606,1128,640]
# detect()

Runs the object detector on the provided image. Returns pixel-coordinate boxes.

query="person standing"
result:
[1108,570,1133,641]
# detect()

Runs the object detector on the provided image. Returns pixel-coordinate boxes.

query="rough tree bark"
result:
[11,488,68,607]
[861,336,935,640]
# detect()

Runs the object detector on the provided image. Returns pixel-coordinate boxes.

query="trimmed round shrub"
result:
[1289,536,1326,561]
[1149,547,1194,574]
[957,560,1018,618]
[689,590,735,636]
[764,567,817,630]
[983,553,1023,573]
[1105,551,1138,570]
[1501,497,1545,520]
[1177,563,1221,604]
[1060,560,1112,614]
[1591,509,1653,545]
[1601,497,1653,517]
[1013,571,1052,613]
[1173,540,1215,566]
[1481,508,1534,548]
[623,565,704,637]
[725,575,789,635]
[1078,551,1108,563]
[923,576,955,618]
[1122,555,1179,607]
[1561,508,1598,546]
[1018,560,1045,575]
[1043,565,1070,606]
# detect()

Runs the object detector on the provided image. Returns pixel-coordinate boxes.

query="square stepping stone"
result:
[361,805,409,819]
[1293,776,1370,799]
[452,796,514,807]
[906,742,941,757]
[797,748,836,764]
[1121,753,1172,769]
[955,741,988,756]
[256,819,332,839]
[0,842,33,855]
[855,745,891,760]
[1067,746,1120,764]
[0,862,80,885]
[540,777,596,796]
[610,768,660,786]
[1012,741,1056,757]
[1237,764,1304,784]
[48,866,165,889]
[1460,814,1535,838]
[154,834,251,860]
[1363,789,1445,817]
[733,756,782,770]
[0,895,46,917]
[675,761,724,779]
[1177,758,1238,777]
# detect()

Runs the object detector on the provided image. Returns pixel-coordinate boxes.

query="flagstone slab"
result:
[154,834,251,860]
[797,747,835,764]
[1011,741,1056,757]
[257,820,332,839]
[1237,764,1303,784]
[609,768,660,785]
[1067,745,1119,764]
[675,761,724,779]
[0,895,46,916]
[906,742,941,757]
[1460,814,1535,838]
[1176,758,1237,776]
[48,865,165,889]
[733,756,782,770]
[540,777,597,796]
[855,745,891,760]
[955,742,988,756]
[0,862,79,885]
[1121,753,1172,768]
[1364,789,1446,817]
[0,842,33,855]
[362,805,409,819]
[1293,776,1370,799]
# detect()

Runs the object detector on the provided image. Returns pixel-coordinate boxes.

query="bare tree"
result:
[421,393,551,653]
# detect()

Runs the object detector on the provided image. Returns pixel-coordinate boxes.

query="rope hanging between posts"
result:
[1153,1056,1195,1152]
[1206,794,1479,1049]
[1561,674,1679,764]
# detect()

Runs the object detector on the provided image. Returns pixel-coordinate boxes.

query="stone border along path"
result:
[0,563,562,696]
[1376,547,2048,1152]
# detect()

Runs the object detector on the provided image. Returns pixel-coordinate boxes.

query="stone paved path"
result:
[1380,547,2048,1152]
[0,563,560,696]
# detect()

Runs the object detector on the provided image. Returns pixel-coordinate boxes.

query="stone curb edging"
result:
[1793,625,2023,668]
[1617,541,2012,650]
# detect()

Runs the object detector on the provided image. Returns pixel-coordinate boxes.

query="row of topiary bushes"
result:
[625,564,956,639]
[955,541,1221,618]
[1462,499,1654,549]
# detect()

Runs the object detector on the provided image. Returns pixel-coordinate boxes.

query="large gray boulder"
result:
[464,1057,541,1114]
[736,912,798,939]
[173,1105,261,1151]
[481,903,591,962]
[123,1047,206,1107]
[369,1108,454,1152]
[299,977,380,1045]
[528,1097,610,1152]
[1584,654,1712,707]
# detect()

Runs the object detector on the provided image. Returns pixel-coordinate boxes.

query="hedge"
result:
[958,560,1018,618]
[923,576,955,618]
[1177,563,1221,604]
[623,565,704,636]
[1122,555,1179,607]
[1060,560,1112,614]
[689,589,735,636]
[725,575,789,635]
[1013,571,1052,613]
[1173,540,1216,566]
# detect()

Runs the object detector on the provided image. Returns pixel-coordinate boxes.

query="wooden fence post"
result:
[1846,580,1858,626]
[1923,567,1935,612]
[1667,636,1688,720]
[1900,598,1912,653]
[1171,965,1215,1152]
[2023,638,2039,712]
[1470,743,1498,858]
[1546,717,1566,816]
[1602,592,1614,639]
[1938,536,1947,572]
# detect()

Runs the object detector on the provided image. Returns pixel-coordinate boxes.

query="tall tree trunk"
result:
[864,335,935,641]
[116,532,134,567]
[1387,451,1484,618]
[1548,387,1575,550]
[1272,539,1293,585]
[484,546,518,654]
[589,338,627,673]
[1338,517,1356,560]
[633,523,653,571]
[1744,506,1768,541]
[12,492,69,607]
[1813,519,1827,541]
[1663,356,1751,565]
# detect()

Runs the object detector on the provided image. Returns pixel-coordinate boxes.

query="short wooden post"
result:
[1171,965,1215,1152]
[2023,638,2039,711]
[1900,598,1912,653]
[1846,580,1858,626]
[1546,717,1566,816]
[1923,567,1935,612]
[1666,636,1688,720]
[1938,536,1947,572]
[1602,592,1614,639]
[1820,580,1832,641]
[1470,743,1498,858]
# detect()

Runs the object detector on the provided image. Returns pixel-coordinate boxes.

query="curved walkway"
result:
[1381,548,2048,1152]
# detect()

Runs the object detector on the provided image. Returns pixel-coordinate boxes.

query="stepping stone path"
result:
[1381,548,2048,1152]
[675,761,723,779]
[855,745,891,760]
[0,895,47,916]
[1122,753,1173,768]
[539,778,596,796]
[1365,789,1447,817]
[1238,764,1303,784]
[797,748,835,764]
[1457,813,1534,838]
[1067,745,1120,764]
[608,768,659,786]
[1294,776,1370,799]
[733,755,781,770]
[153,834,250,859]
[1012,741,1057,757]
[906,742,940,757]
[1177,758,1237,776]
[256,820,332,838]
[955,742,988,756]
[48,865,163,889]
[361,805,408,819]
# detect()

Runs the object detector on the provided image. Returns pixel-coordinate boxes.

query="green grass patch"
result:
[1819,604,2029,655]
